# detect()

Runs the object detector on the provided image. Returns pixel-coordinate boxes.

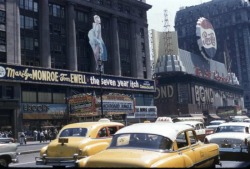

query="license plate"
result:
[58,138,68,144]
[221,144,231,148]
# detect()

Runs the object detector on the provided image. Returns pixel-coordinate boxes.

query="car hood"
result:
[0,143,18,152]
[207,132,248,142]
[82,148,171,167]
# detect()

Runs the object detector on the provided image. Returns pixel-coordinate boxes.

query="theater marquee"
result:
[0,63,155,92]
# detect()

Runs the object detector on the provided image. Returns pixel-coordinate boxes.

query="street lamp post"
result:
[98,59,104,118]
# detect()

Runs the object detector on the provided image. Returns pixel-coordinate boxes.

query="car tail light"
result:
[204,138,209,144]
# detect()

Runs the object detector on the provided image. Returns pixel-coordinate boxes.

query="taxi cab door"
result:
[176,131,196,168]
[188,130,207,167]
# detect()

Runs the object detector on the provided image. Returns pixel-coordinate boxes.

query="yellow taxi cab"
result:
[35,118,124,167]
[76,122,221,168]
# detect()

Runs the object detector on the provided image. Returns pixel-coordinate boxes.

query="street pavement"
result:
[17,140,49,155]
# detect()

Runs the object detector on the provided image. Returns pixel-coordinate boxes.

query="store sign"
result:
[68,94,96,113]
[21,104,67,114]
[0,64,155,92]
[194,85,214,104]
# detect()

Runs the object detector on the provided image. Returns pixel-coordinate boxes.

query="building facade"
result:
[174,0,250,111]
[151,18,245,123]
[0,0,155,139]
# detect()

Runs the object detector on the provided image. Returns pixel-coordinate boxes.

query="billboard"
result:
[196,17,217,61]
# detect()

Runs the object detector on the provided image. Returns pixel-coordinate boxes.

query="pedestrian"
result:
[33,129,38,141]
[40,131,45,143]
[20,131,26,145]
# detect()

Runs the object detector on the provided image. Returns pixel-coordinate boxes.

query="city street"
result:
[8,142,250,168]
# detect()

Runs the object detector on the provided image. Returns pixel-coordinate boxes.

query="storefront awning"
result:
[209,114,221,119]
[190,114,206,118]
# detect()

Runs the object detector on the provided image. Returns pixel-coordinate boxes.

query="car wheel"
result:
[0,158,9,167]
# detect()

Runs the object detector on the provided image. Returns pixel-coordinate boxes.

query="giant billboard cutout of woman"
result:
[88,15,107,69]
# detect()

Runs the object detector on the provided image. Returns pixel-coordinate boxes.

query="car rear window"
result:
[215,126,245,133]
[59,128,88,137]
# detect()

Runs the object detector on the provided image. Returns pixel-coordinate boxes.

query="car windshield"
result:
[59,128,88,137]
[215,126,245,133]
[109,133,173,151]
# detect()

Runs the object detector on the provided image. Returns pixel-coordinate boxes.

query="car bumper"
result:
[9,152,19,163]
[219,147,248,154]
[35,157,77,167]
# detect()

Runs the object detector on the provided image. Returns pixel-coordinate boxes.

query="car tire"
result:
[0,158,9,167]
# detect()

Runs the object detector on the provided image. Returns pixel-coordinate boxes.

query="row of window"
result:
[22,91,66,104]
[0,85,14,99]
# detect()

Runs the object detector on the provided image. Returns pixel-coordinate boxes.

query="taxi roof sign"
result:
[98,118,111,122]
[155,117,173,123]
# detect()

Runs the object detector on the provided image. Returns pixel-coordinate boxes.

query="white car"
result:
[206,120,226,131]
[204,122,250,154]
[175,121,206,141]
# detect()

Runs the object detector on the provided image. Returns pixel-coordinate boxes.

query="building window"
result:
[0,10,5,24]
[21,37,34,50]
[19,0,38,12]
[49,3,65,18]
[22,91,37,103]
[5,86,14,99]
[140,28,144,38]
[0,85,2,98]
[53,93,66,104]
[20,15,37,30]
[0,31,6,45]
[141,42,145,52]
[38,92,52,103]
[97,0,104,5]
[77,11,88,23]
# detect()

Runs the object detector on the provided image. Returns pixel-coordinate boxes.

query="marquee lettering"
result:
[155,85,174,99]
[0,64,155,91]
[194,85,214,104]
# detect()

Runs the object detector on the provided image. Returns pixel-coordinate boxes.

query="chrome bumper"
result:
[11,152,19,163]
[35,157,77,167]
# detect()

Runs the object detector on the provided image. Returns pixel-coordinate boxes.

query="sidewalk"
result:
[17,140,49,155]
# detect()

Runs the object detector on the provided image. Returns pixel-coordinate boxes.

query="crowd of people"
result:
[19,127,59,144]
[0,130,13,138]
[32,128,59,143]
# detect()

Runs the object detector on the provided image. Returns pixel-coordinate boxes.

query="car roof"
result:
[210,120,226,123]
[115,123,193,142]
[219,122,250,127]
[61,121,124,129]
[175,121,203,125]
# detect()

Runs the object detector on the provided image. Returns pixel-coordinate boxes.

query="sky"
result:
[146,0,211,31]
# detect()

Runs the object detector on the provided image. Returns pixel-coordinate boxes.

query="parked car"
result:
[243,118,250,123]
[35,119,124,167]
[204,122,250,155]
[76,122,220,168]
[175,121,207,141]
[0,136,14,143]
[205,120,226,134]
[231,116,249,122]
[0,143,19,167]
